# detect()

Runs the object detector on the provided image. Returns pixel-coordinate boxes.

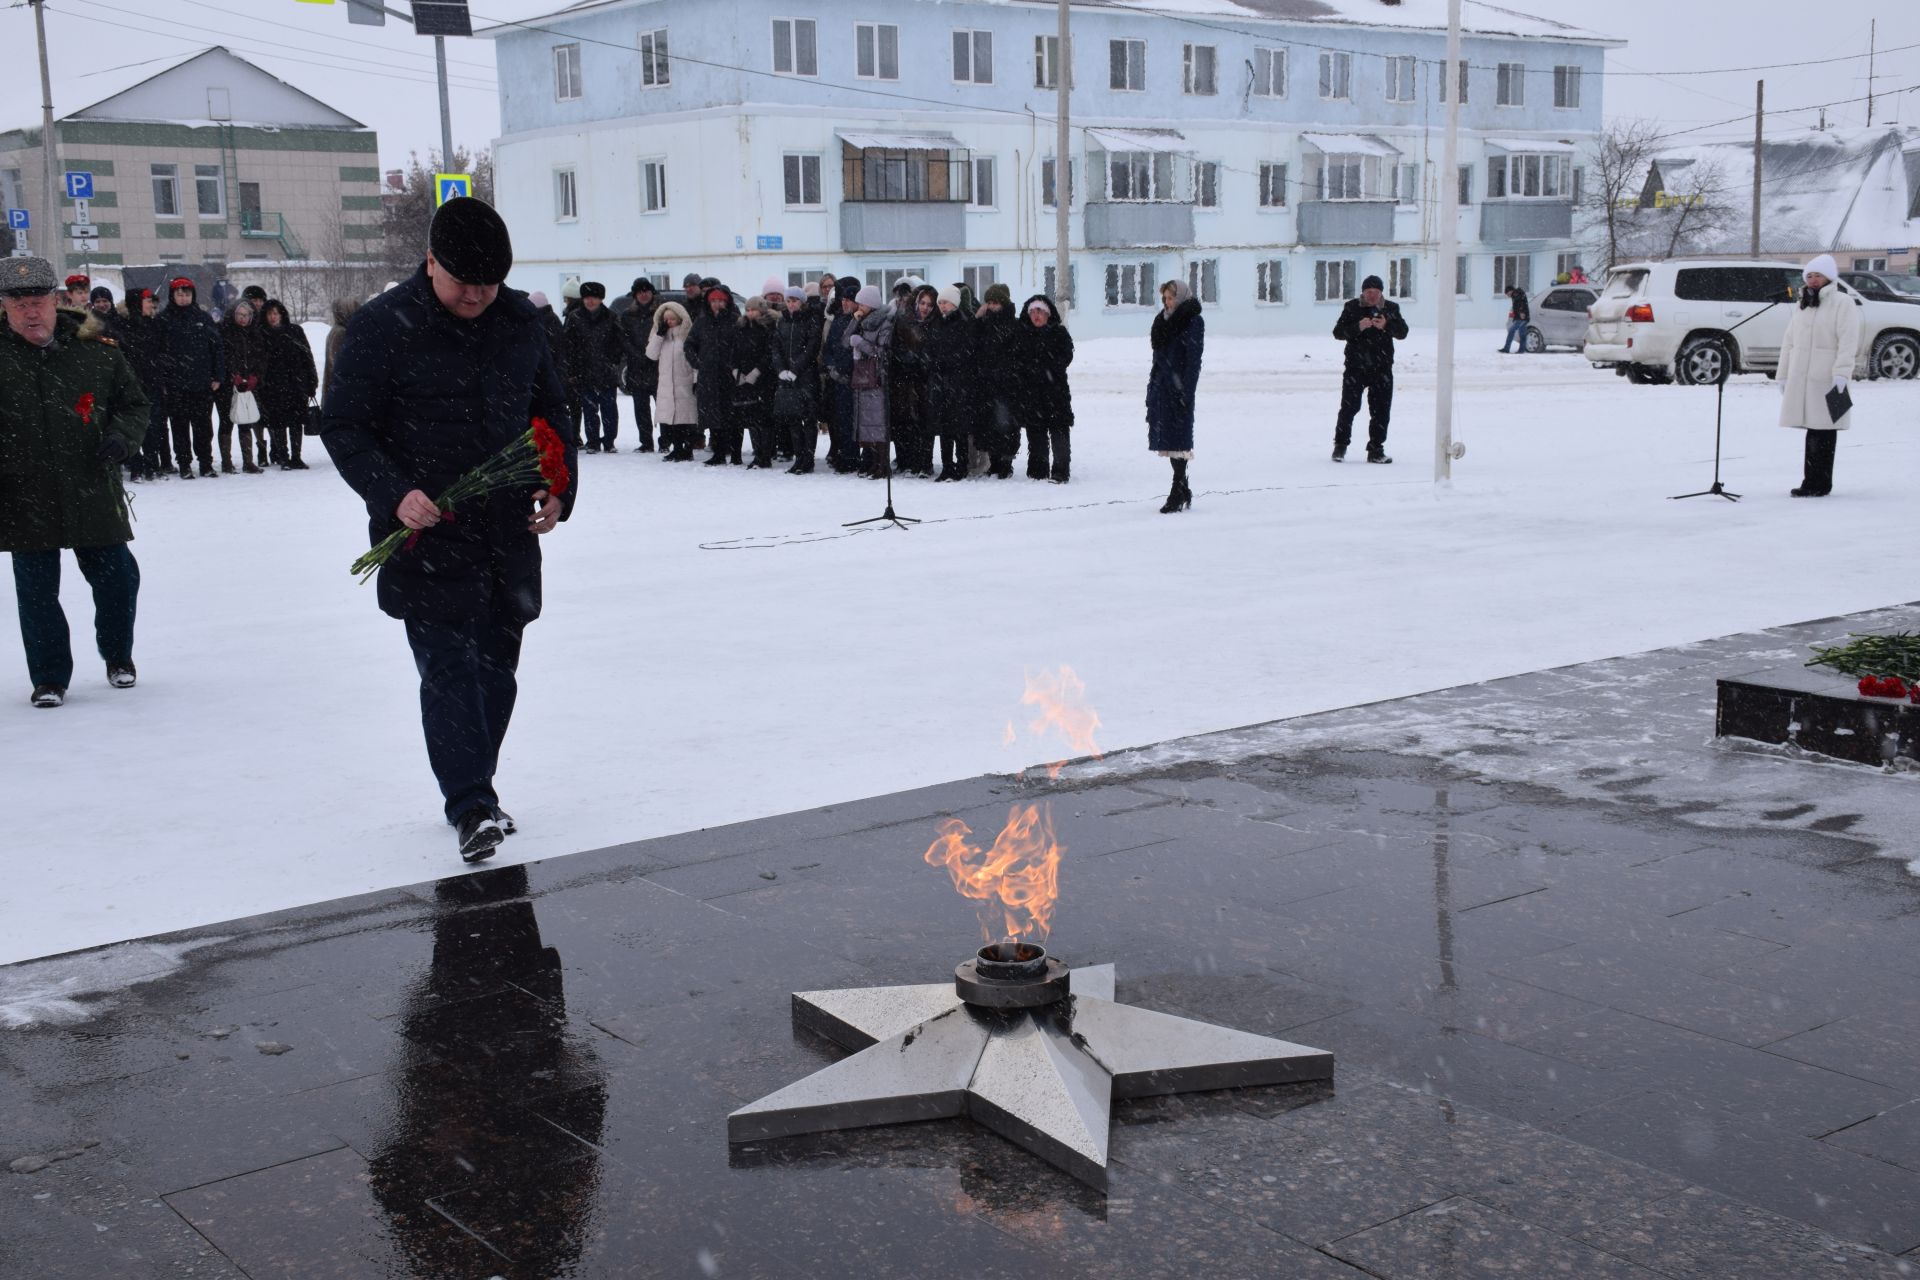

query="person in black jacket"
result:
[822,277,861,472]
[1011,294,1074,483]
[617,277,658,452]
[564,281,624,452]
[923,286,976,481]
[1330,275,1408,464]
[1500,285,1531,354]
[889,285,937,476]
[118,289,169,481]
[771,286,820,473]
[686,283,742,465]
[735,296,780,466]
[259,300,318,469]
[973,284,1022,478]
[151,276,226,479]
[220,301,270,473]
[321,197,576,863]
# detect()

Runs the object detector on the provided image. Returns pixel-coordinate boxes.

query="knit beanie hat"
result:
[784,285,806,301]
[937,285,962,308]
[1361,275,1384,292]
[855,285,883,309]
[804,281,821,298]
[761,275,785,297]
[1804,253,1840,282]
[983,283,1013,308]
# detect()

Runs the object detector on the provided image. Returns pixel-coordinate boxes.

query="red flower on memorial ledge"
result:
[1858,675,1910,699]
[73,393,95,425]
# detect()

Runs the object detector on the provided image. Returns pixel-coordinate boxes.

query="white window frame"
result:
[1314,258,1358,303]
[553,43,582,101]
[1186,257,1218,304]
[1318,50,1351,101]
[1455,255,1471,298]
[1314,153,1372,203]
[193,163,224,219]
[863,265,926,292]
[1109,38,1146,92]
[1392,162,1420,207]
[1553,65,1581,110]
[1496,61,1526,108]
[1488,153,1571,201]
[1258,162,1288,209]
[1183,43,1217,96]
[953,29,993,85]
[1493,253,1531,295]
[1385,55,1416,103]
[962,263,998,298]
[1193,160,1220,210]
[856,22,899,81]
[151,163,181,219]
[1106,151,1172,203]
[1034,34,1068,89]
[1256,258,1286,305]
[1252,47,1288,98]
[969,156,997,210]
[782,153,822,209]
[554,167,578,222]
[1104,260,1158,308]
[639,158,667,214]
[1388,255,1415,299]
[1042,156,1077,209]
[1043,261,1078,305]
[771,17,818,77]
[639,27,669,87]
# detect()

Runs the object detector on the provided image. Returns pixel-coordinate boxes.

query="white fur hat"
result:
[1804,253,1840,282]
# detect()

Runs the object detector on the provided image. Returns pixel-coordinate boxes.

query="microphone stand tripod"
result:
[844,425,918,531]
[1670,294,1790,503]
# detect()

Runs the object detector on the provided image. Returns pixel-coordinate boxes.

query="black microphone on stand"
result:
[1669,287,1794,503]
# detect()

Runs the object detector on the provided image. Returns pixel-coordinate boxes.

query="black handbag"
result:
[303,398,323,436]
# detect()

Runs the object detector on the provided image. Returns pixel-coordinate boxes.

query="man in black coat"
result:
[772,286,820,472]
[617,277,659,451]
[1330,274,1408,464]
[151,277,226,478]
[1500,285,1531,354]
[322,197,577,862]
[564,281,624,452]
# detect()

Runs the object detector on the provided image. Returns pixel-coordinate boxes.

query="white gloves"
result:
[778,370,796,382]
[1832,376,1849,393]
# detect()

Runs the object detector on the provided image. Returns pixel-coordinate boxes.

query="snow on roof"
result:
[836,130,966,151]
[1486,137,1578,154]
[1648,125,1920,254]
[1085,127,1192,153]
[1301,132,1402,157]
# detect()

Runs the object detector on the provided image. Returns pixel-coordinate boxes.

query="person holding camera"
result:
[1331,275,1408,464]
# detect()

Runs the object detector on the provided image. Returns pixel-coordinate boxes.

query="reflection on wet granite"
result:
[8,616,1920,1276]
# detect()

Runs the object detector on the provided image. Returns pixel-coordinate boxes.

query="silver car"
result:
[1522,284,1599,352]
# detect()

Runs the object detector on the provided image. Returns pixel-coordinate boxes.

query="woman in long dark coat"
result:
[771,287,821,473]
[1011,294,1074,483]
[219,300,269,473]
[888,286,936,476]
[259,299,318,470]
[734,296,781,467]
[685,284,742,465]
[972,285,1021,478]
[1146,278,1204,513]
[923,285,976,481]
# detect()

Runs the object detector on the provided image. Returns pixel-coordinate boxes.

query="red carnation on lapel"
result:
[73,393,95,425]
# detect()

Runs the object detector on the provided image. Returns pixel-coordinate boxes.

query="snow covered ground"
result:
[4,325,1916,966]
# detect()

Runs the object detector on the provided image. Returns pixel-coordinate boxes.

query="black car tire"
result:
[1674,336,1732,386]
[1523,326,1547,353]
[1870,332,1920,381]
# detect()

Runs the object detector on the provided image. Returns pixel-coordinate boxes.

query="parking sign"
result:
[63,172,94,200]
[6,209,27,231]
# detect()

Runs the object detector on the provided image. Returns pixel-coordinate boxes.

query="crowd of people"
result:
[534,271,1081,485]
[55,273,322,483]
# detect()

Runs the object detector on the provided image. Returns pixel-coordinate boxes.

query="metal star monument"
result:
[728,945,1333,1189]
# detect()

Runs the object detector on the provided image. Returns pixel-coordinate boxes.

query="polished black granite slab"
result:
[5,612,1920,1278]
[1718,659,1920,767]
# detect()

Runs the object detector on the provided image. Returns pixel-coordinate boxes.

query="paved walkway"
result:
[3,609,1918,1278]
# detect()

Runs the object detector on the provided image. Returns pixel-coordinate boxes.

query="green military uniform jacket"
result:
[0,308,150,553]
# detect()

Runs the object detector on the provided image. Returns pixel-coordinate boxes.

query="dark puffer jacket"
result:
[1333,297,1409,375]
[152,291,226,393]
[563,302,624,392]
[261,316,319,426]
[618,298,658,395]
[685,293,743,430]
[1010,295,1074,431]
[771,306,819,421]
[221,312,269,393]
[922,306,976,441]
[0,309,150,552]
[322,264,576,624]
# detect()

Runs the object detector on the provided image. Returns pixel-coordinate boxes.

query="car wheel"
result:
[1674,336,1732,386]
[1870,333,1920,381]
[1523,326,1547,353]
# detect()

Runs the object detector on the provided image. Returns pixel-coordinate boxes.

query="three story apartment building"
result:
[486,0,1619,336]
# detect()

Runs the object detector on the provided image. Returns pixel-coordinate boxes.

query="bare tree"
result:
[1580,119,1663,270]
[381,145,495,281]
[1653,157,1739,258]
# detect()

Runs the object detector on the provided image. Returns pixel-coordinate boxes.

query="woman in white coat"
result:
[1777,253,1861,497]
[645,300,698,461]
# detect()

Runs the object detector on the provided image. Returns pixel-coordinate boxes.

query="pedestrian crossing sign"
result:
[435,173,472,207]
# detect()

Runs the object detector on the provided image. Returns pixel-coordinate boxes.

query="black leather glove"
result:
[97,434,131,464]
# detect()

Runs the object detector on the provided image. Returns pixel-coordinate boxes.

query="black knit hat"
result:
[428,196,513,286]
[579,280,606,300]
[1361,275,1384,292]
[631,276,655,295]
[90,285,114,304]
[683,271,703,289]
[834,275,861,300]
[241,284,268,303]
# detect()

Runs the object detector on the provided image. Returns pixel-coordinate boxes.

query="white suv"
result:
[1585,259,1920,384]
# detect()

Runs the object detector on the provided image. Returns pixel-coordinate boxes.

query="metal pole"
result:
[1055,0,1071,309]
[1434,0,1462,484]
[1751,80,1764,259]
[436,36,455,170]
[1866,20,1875,128]
[31,0,59,258]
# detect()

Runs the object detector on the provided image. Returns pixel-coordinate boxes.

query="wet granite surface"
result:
[4,611,1920,1278]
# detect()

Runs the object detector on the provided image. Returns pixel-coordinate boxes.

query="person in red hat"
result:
[63,274,90,311]
[151,276,226,478]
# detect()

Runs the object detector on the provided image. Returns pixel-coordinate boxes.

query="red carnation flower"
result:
[73,393,95,425]
[532,416,570,497]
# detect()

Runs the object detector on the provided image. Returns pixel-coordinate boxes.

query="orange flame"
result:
[923,803,1063,941]
[1022,666,1103,780]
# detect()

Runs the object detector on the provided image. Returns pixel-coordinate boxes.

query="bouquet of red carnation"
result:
[351,417,570,584]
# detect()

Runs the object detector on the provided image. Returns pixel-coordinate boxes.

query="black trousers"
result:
[141,400,171,473]
[166,389,214,470]
[12,544,138,690]
[1802,429,1837,494]
[1025,424,1071,482]
[828,382,855,468]
[1334,369,1394,456]
[404,614,525,823]
[779,412,816,467]
[628,389,656,449]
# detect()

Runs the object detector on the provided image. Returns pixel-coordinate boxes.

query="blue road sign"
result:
[63,172,94,200]
[756,235,783,251]
[434,173,471,207]
[6,209,27,230]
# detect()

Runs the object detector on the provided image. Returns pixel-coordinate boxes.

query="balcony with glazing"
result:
[838,143,969,252]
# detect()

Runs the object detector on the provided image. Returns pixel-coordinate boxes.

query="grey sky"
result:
[0,0,1913,170]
